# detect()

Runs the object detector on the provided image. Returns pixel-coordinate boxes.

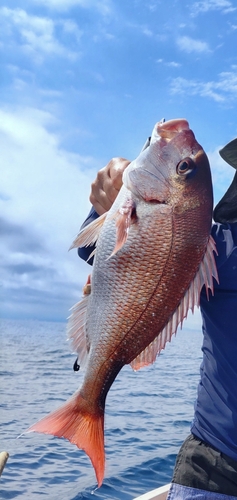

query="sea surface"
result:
[0,318,203,500]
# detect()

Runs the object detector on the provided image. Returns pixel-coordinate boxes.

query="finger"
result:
[102,177,120,204]
[89,189,112,215]
[89,166,120,213]
[109,158,131,191]
[89,158,131,215]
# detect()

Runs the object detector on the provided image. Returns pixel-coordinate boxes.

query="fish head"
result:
[122,118,213,222]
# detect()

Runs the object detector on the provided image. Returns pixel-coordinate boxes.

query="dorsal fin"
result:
[69,212,107,250]
[130,235,218,371]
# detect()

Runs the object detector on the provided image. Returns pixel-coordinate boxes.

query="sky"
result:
[0,0,237,325]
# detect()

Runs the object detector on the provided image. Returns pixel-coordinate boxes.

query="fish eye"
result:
[176,158,196,176]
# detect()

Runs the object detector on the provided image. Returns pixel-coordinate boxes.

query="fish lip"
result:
[153,118,190,142]
[136,193,167,204]
[146,198,167,204]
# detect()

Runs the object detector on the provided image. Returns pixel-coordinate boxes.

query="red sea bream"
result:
[28,118,218,486]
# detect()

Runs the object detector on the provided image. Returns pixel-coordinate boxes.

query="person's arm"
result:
[78,158,130,264]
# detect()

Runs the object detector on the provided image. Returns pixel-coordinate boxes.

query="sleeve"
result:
[77,207,99,265]
[200,222,237,302]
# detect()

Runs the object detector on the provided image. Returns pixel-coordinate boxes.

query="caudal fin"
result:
[27,393,105,486]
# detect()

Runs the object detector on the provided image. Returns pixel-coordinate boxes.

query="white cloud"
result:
[170,77,224,102]
[142,27,153,37]
[176,36,210,53]
[148,2,159,12]
[208,148,235,205]
[60,19,83,41]
[167,61,181,68]
[0,7,79,62]
[219,70,237,94]
[170,70,237,102]
[191,0,236,15]
[0,106,96,240]
[156,59,181,68]
[0,106,100,320]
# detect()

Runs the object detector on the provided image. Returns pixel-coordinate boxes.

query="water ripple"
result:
[0,318,202,499]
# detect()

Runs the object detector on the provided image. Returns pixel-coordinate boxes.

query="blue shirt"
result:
[78,207,99,265]
[78,211,237,460]
[192,222,237,460]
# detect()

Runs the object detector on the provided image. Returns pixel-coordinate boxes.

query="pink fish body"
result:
[28,119,218,486]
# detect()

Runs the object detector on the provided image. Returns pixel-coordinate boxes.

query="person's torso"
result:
[191,222,237,460]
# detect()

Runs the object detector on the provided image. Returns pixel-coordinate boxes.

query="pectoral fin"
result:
[69,212,107,250]
[109,199,137,258]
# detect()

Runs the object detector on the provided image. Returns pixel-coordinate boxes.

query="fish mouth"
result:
[153,118,190,143]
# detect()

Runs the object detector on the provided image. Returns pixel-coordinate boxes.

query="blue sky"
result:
[1,0,237,324]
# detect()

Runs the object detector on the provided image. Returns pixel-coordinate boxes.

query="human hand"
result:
[89,157,130,215]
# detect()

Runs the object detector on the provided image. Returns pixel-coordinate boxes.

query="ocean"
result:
[0,318,203,499]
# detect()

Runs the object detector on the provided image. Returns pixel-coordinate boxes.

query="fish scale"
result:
[27,118,218,487]
[89,210,172,353]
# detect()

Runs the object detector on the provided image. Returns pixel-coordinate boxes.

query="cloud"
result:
[170,77,224,102]
[0,217,46,253]
[0,216,61,320]
[142,27,153,37]
[0,7,80,62]
[0,105,100,321]
[1,283,77,322]
[149,2,159,12]
[191,0,236,15]
[167,61,181,68]
[169,70,237,102]
[207,148,235,205]
[157,59,181,68]
[176,36,210,53]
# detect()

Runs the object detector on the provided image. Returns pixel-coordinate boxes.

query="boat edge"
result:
[133,483,170,500]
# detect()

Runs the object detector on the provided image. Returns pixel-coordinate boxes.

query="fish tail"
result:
[27,393,105,486]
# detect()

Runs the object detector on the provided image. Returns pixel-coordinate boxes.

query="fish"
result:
[28,118,218,486]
